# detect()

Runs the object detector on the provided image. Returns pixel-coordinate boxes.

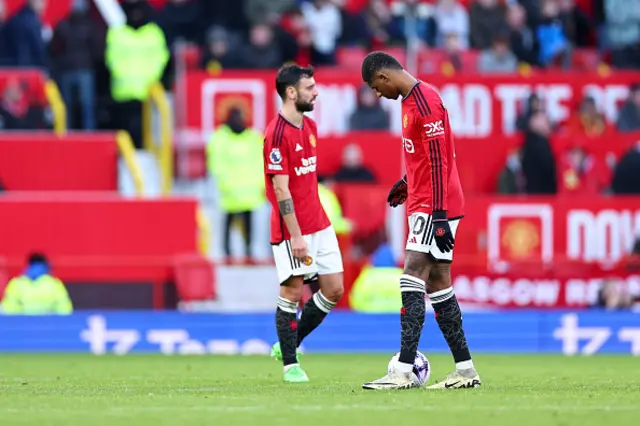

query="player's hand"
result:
[432,211,454,253]
[290,235,309,264]
[387,176,407,207]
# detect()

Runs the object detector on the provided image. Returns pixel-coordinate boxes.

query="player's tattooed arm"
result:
[272,174,303,238]
[278,198,295,216]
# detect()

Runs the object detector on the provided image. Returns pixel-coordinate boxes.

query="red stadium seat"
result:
[173,254,217,301]
[337,46,368,70]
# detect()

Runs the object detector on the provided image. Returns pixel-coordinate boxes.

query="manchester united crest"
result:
[310,134,316,147]
[501,219,540,259]
[403,114,408,128]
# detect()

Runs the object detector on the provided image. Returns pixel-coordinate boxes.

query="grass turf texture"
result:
[0,354,638,426]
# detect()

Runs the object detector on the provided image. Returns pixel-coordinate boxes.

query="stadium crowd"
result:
[0,0,639,197]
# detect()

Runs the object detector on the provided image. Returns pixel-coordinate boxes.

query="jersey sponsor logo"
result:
[295,143,303,152]
[402,137,415,153]
[269,148,283,164]
[295,156,317,176]
[424,120,445,138]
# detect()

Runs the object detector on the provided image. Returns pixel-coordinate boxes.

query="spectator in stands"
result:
[203,0,249,34]
[433,0,469,50]
[50,0,98,131]
[557,0,592,48]
[389,0,436,46]
[0,253,73,315]
[536,0,571,68]
[507,3,538,66]
[564,96,609,137]
[515,94,543,132]
[442,33,464,73]
[363,0,391,49]
[157,0,202,48]
[611,141,640,194]
[349,84,390,131]
[279,6,313,65]
[0,78,43,130]
[594,279,633,310]
[0,0,10,66]
[302,0,342,65]
[469,0,506,50]
[604,0,640,69]
[477,32,518,73]
[105,0,169,149]
[521,111,557,194]
[207,107,265,260]
[245,0,295,25]
[333,143,376,183]
[616,84,640,132]
[200,26,243,73]
[241,23,283,69]
[4,0,49,70]
[558,144,608,195]
[519,0,541,27]
[497,149,525,194]
[338,0,371,47]
[318,176,353,236]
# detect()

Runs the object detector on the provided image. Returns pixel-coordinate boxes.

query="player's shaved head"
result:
[276,64,315,100]
[361,51,403,84]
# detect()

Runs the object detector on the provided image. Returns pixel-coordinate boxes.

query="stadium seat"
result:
[337,46,368,70]
[172,254,217,302]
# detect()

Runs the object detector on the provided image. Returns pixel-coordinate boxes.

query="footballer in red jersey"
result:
[263,65,343,383]
[360,52,481,391]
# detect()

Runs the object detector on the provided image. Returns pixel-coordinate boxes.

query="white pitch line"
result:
[2,404,639,414]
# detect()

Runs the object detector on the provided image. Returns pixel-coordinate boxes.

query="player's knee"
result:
[323,283,343,303]
[427,262,451,293]
[318,273,344,302]
[280,277,304,302]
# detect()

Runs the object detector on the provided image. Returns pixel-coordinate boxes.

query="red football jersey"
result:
[401,82,465,218]
[263,113,331,244]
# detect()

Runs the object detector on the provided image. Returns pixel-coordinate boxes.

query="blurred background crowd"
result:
[1,0,639,195]
[1,0,640,312]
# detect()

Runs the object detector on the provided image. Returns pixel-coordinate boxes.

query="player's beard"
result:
[295,96,315,113]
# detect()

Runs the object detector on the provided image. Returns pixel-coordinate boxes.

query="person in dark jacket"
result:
[611,142,640,194]
[616,84,640,132]
[157,0,202,48]
[4,0,49,70]
[333,143,376,183]
[521,111,557,194]
[51,0,98,130]
[349,84,390,131]
[0,0,11,66]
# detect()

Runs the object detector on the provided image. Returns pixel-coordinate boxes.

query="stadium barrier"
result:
[0,311,637,355]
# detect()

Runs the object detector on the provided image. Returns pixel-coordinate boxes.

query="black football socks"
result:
[429,287,475,371]
[397,274,426,370]
[297,290,335,346]
[276,297,299,366]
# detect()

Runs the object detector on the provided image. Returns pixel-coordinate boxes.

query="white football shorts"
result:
[272,225,343,284]
[406,212,461,262]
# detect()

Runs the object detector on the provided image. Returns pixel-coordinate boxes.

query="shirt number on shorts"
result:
[412,216,427,235]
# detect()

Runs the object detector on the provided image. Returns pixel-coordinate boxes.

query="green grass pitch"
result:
[0,354,638,426]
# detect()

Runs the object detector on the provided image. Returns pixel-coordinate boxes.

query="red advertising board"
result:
[181,70,639,141]
[0,133,119,191]
[451,271,640,309]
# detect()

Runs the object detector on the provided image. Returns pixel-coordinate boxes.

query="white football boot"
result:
[362,363,417,390]
[425,369,482,389]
